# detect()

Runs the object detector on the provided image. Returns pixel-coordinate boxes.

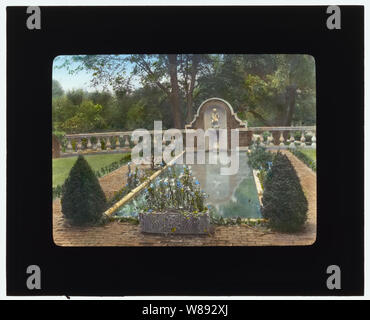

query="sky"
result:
[52,55,136,92]
[53,56,95,91]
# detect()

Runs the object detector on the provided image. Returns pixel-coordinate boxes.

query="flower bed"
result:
[137,164,210,235]
[107,154,211,235]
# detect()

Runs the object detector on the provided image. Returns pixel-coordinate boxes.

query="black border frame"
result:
[7,5,364,296]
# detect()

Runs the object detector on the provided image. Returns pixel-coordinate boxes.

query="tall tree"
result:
[196,54,315,126]
[57,54,212,128]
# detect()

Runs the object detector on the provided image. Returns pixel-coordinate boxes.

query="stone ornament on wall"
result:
[185,98,248,150]
[185,97,247,131]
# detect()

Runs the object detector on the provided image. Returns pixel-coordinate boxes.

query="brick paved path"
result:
[53,151,316,246]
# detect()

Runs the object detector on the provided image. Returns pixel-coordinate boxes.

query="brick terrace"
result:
[53,150,316,246]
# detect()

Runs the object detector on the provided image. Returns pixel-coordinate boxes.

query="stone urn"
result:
[139,210,210,235]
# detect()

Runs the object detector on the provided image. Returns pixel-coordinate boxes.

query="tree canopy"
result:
[53,54,316,134]
[52,79,64,98]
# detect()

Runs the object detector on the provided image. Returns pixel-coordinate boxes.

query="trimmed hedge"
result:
[262,152,308,233]
[61,155,107,226]
[94,153,131,178]
[289,148,316,172]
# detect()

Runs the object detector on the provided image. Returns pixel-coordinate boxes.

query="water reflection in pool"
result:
[181,152,261,218]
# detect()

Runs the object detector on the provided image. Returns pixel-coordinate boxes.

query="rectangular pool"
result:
[115,152,261,219]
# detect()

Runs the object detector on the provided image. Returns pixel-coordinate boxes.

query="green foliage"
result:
[247,144,274,171]
[247,144,273,191]
[262,152,308,232]
[53,54,316,133]
[52,130,67,152]
[52,80,171,133]
[66,89,85,105]
[209,210,267,227]
[61,155,107,226]
[53,184,63,199]
[114,216,140,225]
[289,148,316,172]
[59,100,106,133]
[52,80,64,97]
[195,54,316,126]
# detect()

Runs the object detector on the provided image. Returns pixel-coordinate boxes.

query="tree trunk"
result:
[185,55,200,124]
[284,85,297,126]
[282,85,297,140]
[168,54,183,129]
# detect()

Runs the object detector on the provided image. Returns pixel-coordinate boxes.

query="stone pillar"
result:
[96,137,102,150]
[66,138,73,153]
[86,137,92,150]
[300,131,306,148]
[279,131,285,147]
[106,136,112,150]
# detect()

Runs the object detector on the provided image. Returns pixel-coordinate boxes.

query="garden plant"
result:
[61,155,107,226]
[262,152,308,232]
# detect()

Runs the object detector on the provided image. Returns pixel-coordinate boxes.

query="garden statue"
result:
[210,108,220,129]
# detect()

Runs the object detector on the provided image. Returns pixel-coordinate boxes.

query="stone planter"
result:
[139,210,210,235]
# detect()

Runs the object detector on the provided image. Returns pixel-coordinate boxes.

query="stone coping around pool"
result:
[252,169,264,206]
[247,148,264,207]
[104,151,185,217]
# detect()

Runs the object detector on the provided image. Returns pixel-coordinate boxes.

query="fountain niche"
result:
[185,98,249,151]
[182,98,261,218]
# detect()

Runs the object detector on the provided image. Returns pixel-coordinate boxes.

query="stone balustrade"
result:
[246,126,316,149]
[62,131,135,156]
[59,126,316,156]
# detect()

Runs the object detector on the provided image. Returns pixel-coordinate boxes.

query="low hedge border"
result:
[289,148,316,172]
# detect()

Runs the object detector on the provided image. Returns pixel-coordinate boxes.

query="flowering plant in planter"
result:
[139,165,211,235]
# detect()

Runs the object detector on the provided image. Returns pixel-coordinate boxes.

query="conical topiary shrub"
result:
[61,155,107,226]
[262,152,308,233]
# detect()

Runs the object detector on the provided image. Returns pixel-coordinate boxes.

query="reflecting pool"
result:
[115,152,261,218]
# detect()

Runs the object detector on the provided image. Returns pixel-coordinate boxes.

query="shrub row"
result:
[248,147,309,232]
[94,153,131,178]
[289,148,316,172]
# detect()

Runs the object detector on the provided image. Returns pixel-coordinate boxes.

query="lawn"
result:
[298,148,316,162]
[53,153,130,187]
